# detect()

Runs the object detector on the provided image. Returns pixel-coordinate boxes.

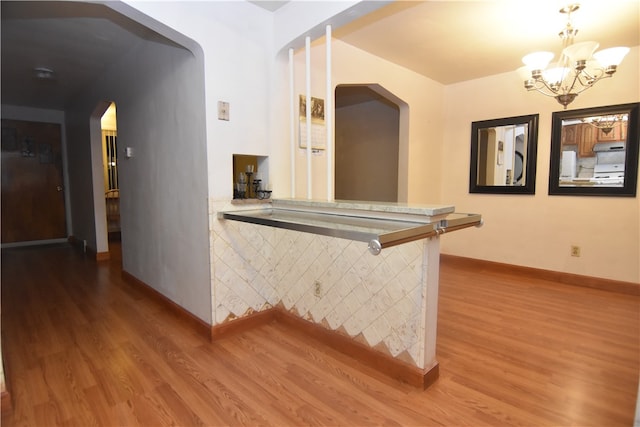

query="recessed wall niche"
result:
[232,154,270,200]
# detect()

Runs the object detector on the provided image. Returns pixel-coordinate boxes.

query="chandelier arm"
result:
[579,68,605,81]
[530,78,561,97]
[571,72,611,95]
[562,72,583,97]
[529,87,557,98]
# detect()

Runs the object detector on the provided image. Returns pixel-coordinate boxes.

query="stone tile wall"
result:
[209,200,439,369]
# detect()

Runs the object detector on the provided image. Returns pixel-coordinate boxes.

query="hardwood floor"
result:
[1,243,638,426]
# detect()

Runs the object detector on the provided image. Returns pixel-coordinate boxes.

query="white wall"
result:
[274,8,639,284]
[267,1,397,201]
[58,1,640,330]
[124,0,274,200]
[65,25,212,322]
[107,0,383,323]
[282,38,445,203]
[440,47,640,284]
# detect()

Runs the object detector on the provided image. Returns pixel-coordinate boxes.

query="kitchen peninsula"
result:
[210,198,481,387]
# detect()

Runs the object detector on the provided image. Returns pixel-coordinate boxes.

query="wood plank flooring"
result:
[1,243,638,426]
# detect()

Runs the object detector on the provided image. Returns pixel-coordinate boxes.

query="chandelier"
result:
[581,113,627,135]
[520,4,629,109]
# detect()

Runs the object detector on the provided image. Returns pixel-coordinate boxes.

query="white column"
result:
[325,25,333,201]
[305,36,312,199]
[421,237,441,370]
[288,48,295,198]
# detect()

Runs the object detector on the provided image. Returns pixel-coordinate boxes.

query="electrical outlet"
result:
[314,281,321,297]
[571,245,581,257]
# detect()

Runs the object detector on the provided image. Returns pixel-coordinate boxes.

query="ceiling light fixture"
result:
[33,67,55,80]
[520,4,629,109]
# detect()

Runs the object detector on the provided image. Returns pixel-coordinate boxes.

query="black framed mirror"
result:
[469,114,539,194]
[549,103,639,197]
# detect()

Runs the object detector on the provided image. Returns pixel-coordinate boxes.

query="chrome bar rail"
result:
[220,208,481,255]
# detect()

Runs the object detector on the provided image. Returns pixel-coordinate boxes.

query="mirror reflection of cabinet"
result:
[579,125,597,158]
[561,124,579,145]
[561,121,629,158]
[549,102,639,196]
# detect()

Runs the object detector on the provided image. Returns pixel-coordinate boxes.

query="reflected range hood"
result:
[593,141,625,152]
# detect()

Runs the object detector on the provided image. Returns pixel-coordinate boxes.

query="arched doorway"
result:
[334,84,404,202]
[100,102,120,242]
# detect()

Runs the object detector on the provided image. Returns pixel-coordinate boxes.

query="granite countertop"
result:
[272,198,455,218]
[220,199,480,252]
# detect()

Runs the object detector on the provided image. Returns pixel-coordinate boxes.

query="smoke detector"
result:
[33,67,55,80]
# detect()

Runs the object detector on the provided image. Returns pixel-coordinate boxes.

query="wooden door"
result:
[1,119,66,243]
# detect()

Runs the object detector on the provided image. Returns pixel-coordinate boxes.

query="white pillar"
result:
[421,237,441,370]
[288,48,295,198]
[325,25,333,201]
[305,36,312,199]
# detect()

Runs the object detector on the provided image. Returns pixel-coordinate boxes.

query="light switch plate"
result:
[218,101,229,121]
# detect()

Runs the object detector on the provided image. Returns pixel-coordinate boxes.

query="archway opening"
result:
[335,84,402,202]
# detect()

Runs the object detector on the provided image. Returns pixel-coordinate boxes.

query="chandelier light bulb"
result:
[543,66,570,86]
[562,40,599,63]
[522,51,554,71]
[516,66,536,89]
[593,46,630,67]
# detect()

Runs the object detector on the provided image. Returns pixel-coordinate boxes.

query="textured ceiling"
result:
[1,1,181,110]
[248,1,289,12]
[334,0,640,85]
[1,0,638,110]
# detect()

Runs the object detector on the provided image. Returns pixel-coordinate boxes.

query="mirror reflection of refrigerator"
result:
[560,150,577,179]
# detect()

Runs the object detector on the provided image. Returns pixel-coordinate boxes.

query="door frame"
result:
[90,101,113,257]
